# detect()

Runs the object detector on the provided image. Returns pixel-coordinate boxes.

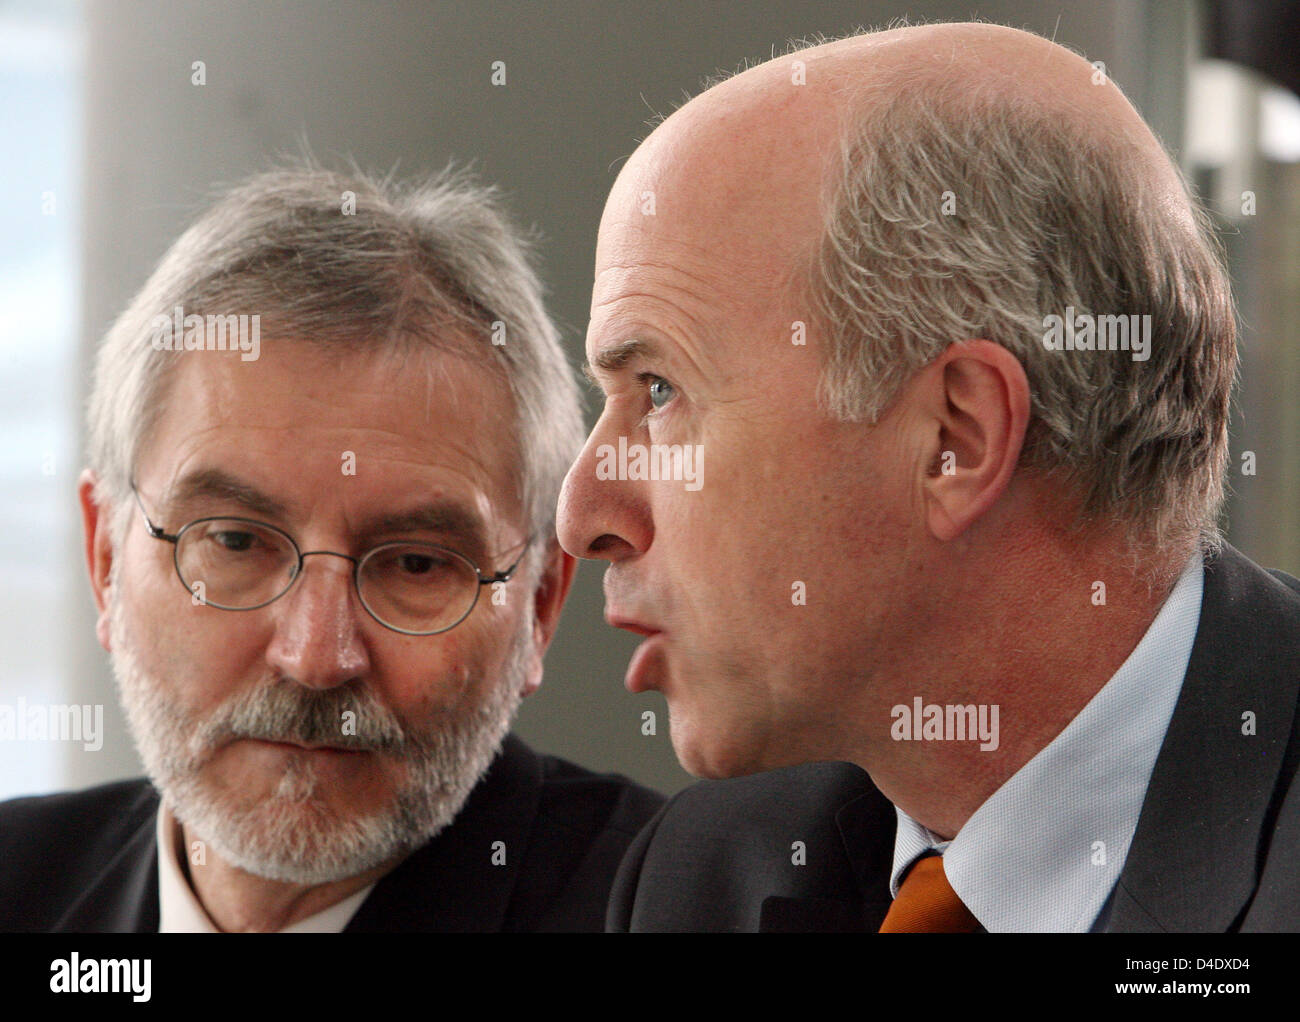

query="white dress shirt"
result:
[156,803,375,932]
[889,553,1205,932]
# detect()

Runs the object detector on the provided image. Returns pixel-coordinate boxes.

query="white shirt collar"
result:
[889,552,1205,931]
[156,803,375,932]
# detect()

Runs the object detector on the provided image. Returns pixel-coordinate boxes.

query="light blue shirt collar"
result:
[889,553,1204,932]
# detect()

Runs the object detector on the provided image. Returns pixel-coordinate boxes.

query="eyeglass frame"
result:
[128,480,531,636]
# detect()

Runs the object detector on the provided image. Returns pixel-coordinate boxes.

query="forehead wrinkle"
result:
[589,299,721,386]
[592,284,716,333]
[593,241,746,295]
[150,408,520,546]
[591,256,732,351]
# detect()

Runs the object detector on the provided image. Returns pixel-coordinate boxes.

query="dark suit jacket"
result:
[0,734,664,932]
[607,545,1300,932]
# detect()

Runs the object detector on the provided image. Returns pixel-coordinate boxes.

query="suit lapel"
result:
[834,788,899,930]
[53,786,160,933]
[749,771,895,933]
[1108,546,1300,932]
[345,735,542,932]
[605,801,661,932]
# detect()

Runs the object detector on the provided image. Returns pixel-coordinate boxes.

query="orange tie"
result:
[878,853,981,932]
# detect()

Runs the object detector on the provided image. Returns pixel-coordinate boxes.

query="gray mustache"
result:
[201,681,408,754]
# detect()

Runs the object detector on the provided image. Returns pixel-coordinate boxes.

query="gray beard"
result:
[106,586,527,885]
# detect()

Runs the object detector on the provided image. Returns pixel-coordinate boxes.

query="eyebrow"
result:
[164,468,288,520]
[361,505,489,552]
[583,338,661,382]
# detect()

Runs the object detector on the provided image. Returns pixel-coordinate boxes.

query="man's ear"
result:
[78,468,116,652]
[919,340,1030,542]
[520,537,577,698]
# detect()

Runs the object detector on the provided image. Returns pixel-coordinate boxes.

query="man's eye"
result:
[397,552,444,575]
[645,375,676,410]
[367,546,459,580]
[211,530,257,552]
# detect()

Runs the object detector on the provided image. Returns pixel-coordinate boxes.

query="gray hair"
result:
[810,72,1237,554]
[86,163,584,564]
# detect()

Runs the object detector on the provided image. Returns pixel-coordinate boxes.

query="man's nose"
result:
[264,553,371,689]
[557,416,653,562]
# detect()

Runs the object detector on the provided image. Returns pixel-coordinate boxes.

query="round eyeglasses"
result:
[130,483,528,636]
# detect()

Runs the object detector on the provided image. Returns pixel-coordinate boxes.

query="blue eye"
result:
[647,376,676,409]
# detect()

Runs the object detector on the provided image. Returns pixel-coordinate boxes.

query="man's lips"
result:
[623,632,667,694]
[605,611,668,693]
[244,738,371,755]
[605,602,669,692]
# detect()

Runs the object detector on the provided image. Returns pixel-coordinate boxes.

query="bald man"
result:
[559,24,1300,931]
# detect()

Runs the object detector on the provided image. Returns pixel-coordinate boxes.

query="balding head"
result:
[610,23,1191,245]
[599,22,1231,554]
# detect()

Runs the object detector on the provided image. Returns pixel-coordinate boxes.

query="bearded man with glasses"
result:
[0,164,663,933]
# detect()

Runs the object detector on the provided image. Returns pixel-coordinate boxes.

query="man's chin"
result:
[213,741,394,804]
[669,714,742,780]
[172,780,439,885]
[669,710,785,781]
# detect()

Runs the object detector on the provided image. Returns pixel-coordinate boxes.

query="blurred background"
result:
[1,0,1297,800]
